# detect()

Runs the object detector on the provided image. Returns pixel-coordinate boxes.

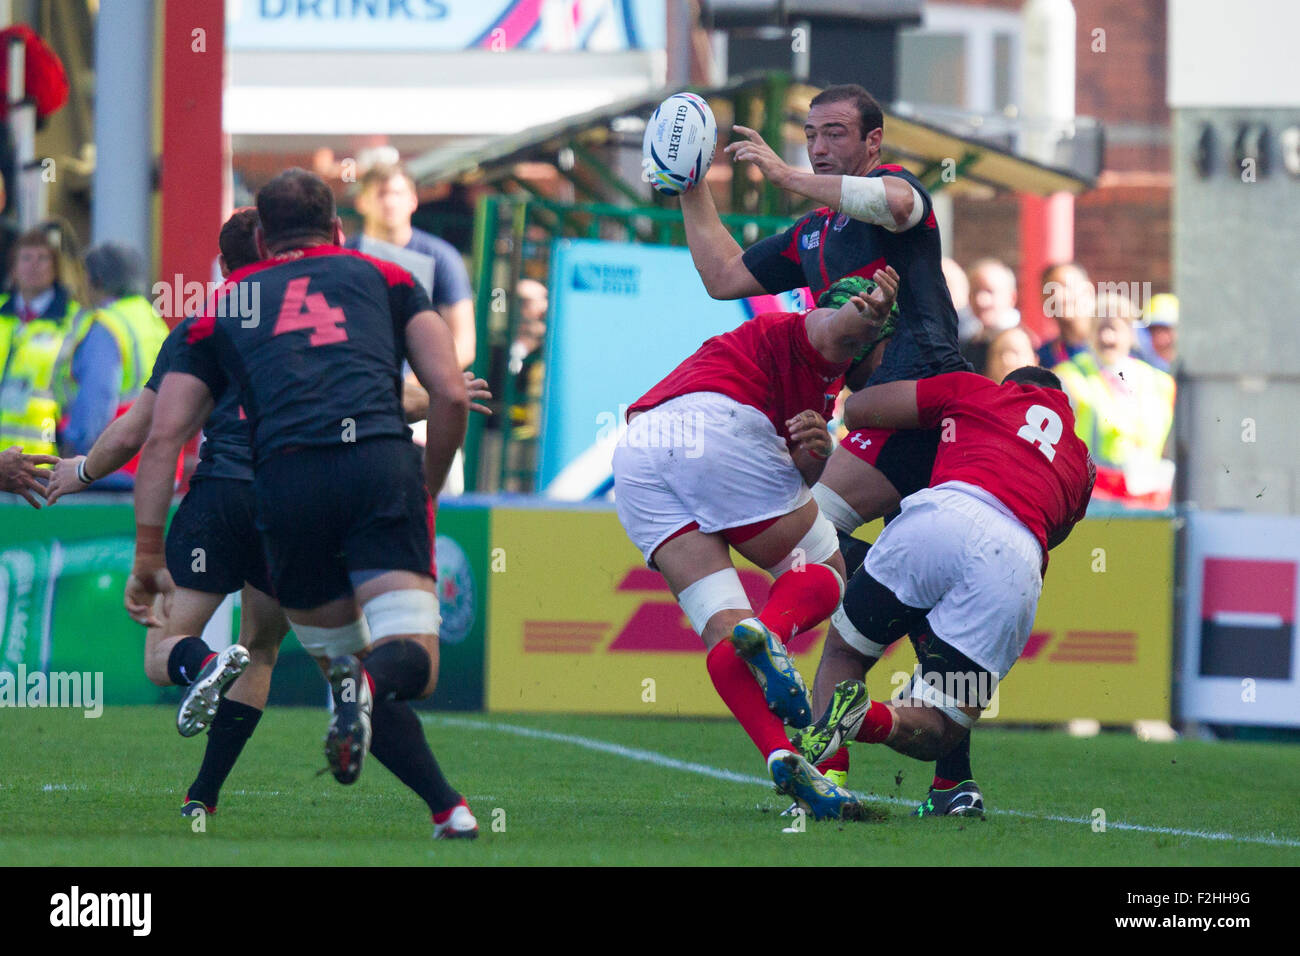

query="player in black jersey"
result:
[53,207,491,821]
[679,85,981,813]
[46,209,286,816]
[131,169,479,838]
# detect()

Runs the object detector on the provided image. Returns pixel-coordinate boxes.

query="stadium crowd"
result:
[1,207,1177,512]
[0,157,531,503]
[946,254,1178,509]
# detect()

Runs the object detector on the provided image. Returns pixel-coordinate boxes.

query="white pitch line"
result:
[430,714,763,786]
[427,714,1300,850]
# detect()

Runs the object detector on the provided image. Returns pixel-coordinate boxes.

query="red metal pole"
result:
[1018,191,1074,343]
[158,0,224,326]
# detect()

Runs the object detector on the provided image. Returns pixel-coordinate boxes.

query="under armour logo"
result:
[849,434,872,449]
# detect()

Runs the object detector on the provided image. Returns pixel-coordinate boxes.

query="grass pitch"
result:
[1,706,1297,866]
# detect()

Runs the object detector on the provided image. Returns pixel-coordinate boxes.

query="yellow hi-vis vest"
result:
[76,294,170,406]
[0,288,83,457]
[1053,351,1175,472]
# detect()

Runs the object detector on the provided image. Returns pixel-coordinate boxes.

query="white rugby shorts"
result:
[864,480,1044,678]
[612,392,811,565]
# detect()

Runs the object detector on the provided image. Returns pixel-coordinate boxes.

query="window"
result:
[895,4,1021,116]
[898,32,966,109]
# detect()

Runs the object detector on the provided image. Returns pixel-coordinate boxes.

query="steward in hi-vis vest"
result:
[65,243,171,487]
[1053,349,1174,509]
[0,228,84,459]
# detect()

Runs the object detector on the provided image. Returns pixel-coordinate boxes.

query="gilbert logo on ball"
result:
[642,91,717,195]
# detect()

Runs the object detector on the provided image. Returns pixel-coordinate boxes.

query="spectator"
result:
[1053,292,1175,509]
[348,163,477,495]
[968,257,1020,331]
[961,257,1020,372]
[0,226,84,459]
[1133,292,1178,373]
[983,325,1039,384]
[66,242,170,489]
[347,163,476,368]
[509,278,548,440]
[1037,262,1095,368]
[942,256,979,346]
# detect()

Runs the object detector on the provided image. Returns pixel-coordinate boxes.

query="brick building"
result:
[928,0,1170,311]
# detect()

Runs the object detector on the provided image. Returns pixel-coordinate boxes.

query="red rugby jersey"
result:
[916,371,1096,557]
[627,311,847,440]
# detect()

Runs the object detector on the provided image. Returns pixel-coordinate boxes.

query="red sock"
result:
[706,641,792,758]
[816,746,849,776]
[855,700,896,743]
[758,564,842,641]
[931,776,960,791]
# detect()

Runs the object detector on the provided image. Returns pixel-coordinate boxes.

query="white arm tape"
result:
[838,176,925,232]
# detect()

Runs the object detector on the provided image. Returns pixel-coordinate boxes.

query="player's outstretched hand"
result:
[831,267,899,329]
[0,445,57,508]
[787,410,833,461]
[125,564,174,627]
[43,455,87,506]
[726,125,793,188]
[863,266,900,319]
[464,371,493,416]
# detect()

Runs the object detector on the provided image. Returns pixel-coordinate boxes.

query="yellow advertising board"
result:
[487,508,1173,724]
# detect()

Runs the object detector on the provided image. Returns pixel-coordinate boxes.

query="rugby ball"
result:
[642,92,717,196]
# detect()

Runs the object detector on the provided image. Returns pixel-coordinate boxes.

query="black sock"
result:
[361,640,431,701]
[186,699,263,808]
[935,732,973,784]
[369,699,461,816]
[836,531,872,579]
[167,636,215,687]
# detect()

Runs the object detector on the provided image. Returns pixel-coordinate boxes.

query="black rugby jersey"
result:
[741,164,969,386]
[146,317,253,483]
[173,245,432,465]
